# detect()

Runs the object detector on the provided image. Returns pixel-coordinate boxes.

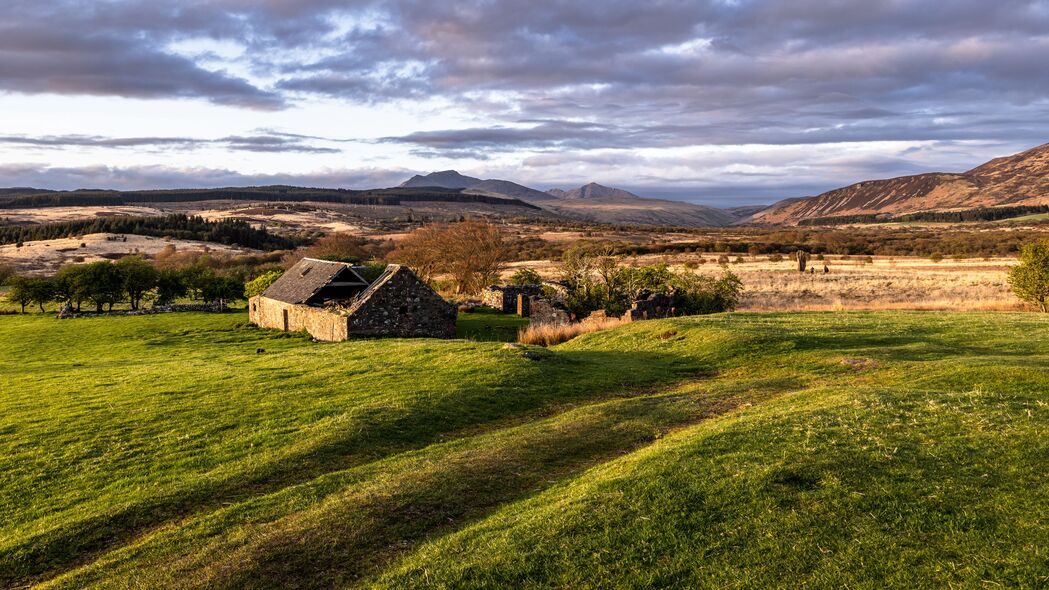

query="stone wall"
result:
[344,266,457,338]
[57,302,228,319]
[481,285,542,313]
[624,291,675,322]
[527,296,572,326]
[249,296,350,341]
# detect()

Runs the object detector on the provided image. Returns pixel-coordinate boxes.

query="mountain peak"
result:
[556,182,643,201]
[399,170,482,189]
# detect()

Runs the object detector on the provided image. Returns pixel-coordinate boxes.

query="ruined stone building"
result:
[249,258,457,340]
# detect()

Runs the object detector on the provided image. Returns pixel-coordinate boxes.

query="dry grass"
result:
[504,254,1025,312]
[0,233,256,274]
[518,317,627,346]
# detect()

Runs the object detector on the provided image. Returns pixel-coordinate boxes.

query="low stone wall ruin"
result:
[57,302,228,319]
[481,285,542,313]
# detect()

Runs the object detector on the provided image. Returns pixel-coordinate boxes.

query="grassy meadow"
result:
[1,310,1047,588]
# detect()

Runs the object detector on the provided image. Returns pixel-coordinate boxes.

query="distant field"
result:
[1,311,1047,588]
[507,254,1021,312]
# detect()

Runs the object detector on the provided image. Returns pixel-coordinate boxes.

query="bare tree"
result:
[391,220,510,294]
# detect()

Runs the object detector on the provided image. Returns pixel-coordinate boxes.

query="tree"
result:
[389,225,444,284]
[244,270,284,298]
[116,256,158,310]
[154,269,187,305]
[25,277,56,312]
[54,265,90,312]
[1009,241,1049,312]
[80,261,124,312]
[6,275,33,313]
[179,263,216,301]
[390,221,510,294]
[201,276,244,303]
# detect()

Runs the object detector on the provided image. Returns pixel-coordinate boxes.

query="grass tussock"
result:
[517,316,627,346]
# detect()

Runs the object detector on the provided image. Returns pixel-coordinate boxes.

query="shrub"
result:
[669,269,743,315]
[1009,241,1049,312]
[930,252,944,263]
[768,254,784,263]
[244,270,284,298]
[0,263,13,286]
[509,268,543,286]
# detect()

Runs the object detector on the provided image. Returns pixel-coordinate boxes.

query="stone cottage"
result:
[249,258,457,340]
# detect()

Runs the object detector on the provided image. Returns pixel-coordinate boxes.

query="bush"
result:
[244,270,284,298]
[1009,241,1049,311]
[930,252,944,263]
[509,268,543,286]
[768,254,784,263]
[669,269,743,315]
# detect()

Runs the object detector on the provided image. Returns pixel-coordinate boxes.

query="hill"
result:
[0,185,543,211]
[1,311,1045,588]
[400,173,736,227]
[753,142,1049,225]
[541,182,738,227]
[398,170,482,189]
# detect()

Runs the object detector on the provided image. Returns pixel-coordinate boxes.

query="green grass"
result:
[0,311,1046,588]
[455,307,529,341]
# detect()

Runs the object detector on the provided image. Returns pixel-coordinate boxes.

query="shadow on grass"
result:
[3,348,705,588]
[59,380,798,589]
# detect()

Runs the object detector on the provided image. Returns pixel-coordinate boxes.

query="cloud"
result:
[2,0,1049,203]
[0,131,343,153]
[0,163,410,192]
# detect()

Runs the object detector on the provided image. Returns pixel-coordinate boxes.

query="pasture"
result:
[0,311,1046,588]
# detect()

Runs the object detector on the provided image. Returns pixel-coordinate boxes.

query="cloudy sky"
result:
[1,0,1048,206]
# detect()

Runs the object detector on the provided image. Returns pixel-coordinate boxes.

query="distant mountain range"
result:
[4,143,1047,228]
[401,172,737,227]
[752,142,1049,225]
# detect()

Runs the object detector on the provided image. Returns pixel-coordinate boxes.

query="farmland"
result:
[1,310,1046,588]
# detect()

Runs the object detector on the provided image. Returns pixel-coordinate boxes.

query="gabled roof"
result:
[261,258,369,304]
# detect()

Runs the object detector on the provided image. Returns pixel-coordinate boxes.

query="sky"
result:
[1,0,1048,207]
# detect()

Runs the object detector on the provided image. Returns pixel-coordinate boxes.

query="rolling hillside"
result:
[753,142,1049,224]
[401,172,737,227]
[0,311,1046,588]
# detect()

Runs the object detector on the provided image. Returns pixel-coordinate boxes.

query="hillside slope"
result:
[754,142,1049,224]
[541,182,737,226]
[401,173,736,226]
[1,312,1046,588]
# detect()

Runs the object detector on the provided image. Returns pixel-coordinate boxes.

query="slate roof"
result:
[261,258,369,304]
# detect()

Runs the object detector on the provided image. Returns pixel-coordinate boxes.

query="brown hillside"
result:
[753,142,1049,224]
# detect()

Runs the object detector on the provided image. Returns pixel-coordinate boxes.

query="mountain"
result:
[555,182,644,201]
[752,142,1049,225]
[541,182,736,227]
[399,173,735,226]
[399,170,483,189]
[464,179,558,202]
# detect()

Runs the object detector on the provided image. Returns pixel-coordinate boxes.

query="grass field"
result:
[1,311,1047,588]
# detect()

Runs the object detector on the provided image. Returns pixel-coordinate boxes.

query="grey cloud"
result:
[0,163,409,192]
[0,132,343,154]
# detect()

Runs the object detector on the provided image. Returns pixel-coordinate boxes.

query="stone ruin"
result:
[623,290,675,322]
[481,284,543,313]
[249,258,456,340]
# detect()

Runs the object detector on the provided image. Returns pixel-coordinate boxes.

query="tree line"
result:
[0,186,540,210]
[0,214,304,251]
[4,257,245,313]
